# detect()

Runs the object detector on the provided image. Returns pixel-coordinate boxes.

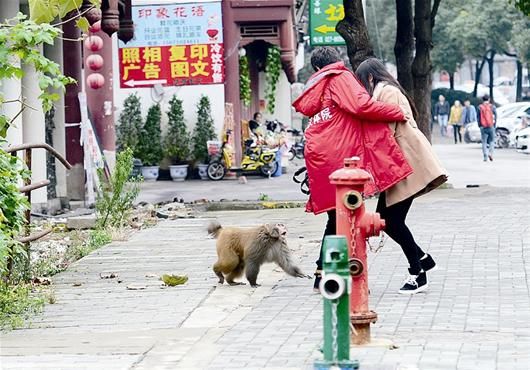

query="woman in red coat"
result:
[292,47,411,292]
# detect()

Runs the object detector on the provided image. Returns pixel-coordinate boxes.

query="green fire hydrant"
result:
[314,236,359,370]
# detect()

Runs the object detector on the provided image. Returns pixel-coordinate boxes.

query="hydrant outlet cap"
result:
[344,156,361,167]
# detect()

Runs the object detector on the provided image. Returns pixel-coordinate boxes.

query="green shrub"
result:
[0,283,44,330]
[192,96,216,163]
[117,93,143,153]
[163,96,190,165]
[96,148,141,229]
[136,104,163,166]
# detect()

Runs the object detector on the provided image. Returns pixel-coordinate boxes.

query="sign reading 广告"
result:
[118,2,224,88]
[309,0,345,46]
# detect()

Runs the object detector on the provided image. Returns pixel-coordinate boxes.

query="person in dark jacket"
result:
[434,95,450,136]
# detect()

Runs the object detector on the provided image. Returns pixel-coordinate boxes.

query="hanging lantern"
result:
[85,55,104,71]
[81,0,102,25]
[89,20,102,33]
[86,73,105,89]
[84,35,104,52]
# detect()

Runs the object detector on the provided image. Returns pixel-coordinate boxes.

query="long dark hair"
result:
[355,58,418,119]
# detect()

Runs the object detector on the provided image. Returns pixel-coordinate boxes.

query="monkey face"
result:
[267,223,288,239]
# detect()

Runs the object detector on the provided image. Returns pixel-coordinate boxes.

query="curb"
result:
[193,201,306,212]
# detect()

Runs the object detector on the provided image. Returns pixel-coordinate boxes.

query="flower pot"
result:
[141,166,159,181]
[169,164,189,181]
[197,163,209,180]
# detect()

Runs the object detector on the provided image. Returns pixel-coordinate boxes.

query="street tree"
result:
[511,16,530,101]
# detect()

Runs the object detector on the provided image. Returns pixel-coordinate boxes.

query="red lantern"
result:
[89,20,102,33]
[86,73,105,89]
[84,35,104,52]
[85,54,104,71]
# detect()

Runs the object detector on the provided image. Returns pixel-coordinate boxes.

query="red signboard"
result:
[119,43,224,88]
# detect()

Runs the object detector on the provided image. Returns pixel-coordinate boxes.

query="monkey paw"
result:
[250,283,261,288]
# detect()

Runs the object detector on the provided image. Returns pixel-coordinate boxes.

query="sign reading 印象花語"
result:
[309,0,345,46]
[118,2,224,88]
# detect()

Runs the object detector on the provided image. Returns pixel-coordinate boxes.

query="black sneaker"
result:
[398,270,428,295]
[420,254,437,272]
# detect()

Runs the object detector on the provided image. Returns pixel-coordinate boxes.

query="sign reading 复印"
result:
[118,2,224,88]
[309,0,345,46]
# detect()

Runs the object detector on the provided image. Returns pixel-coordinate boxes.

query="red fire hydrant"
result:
[329,157,386,345]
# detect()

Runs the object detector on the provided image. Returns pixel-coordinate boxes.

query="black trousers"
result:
[453,124,462,143]
[316,194,425,275]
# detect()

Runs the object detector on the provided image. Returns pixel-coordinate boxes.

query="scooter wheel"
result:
[288,149,296,161]
[260,161,279,177]
[207,161,226,181]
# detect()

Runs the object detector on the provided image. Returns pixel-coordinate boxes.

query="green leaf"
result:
[29,0,59,24]
[59,0,83,18]
[75,17,90,34]
[0,116,9,138]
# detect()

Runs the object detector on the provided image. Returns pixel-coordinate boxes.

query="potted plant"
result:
[192,95,217,180]
[116,93,143,176]
[163,95,190,181]
[136,103,163,181]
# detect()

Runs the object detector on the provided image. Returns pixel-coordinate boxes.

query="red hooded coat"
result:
[292,62,413,214]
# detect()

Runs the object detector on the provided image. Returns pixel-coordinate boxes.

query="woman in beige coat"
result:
[356,58,448,294]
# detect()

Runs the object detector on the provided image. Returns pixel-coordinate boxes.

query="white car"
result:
[514,126,530,153]
[496,102,530,133]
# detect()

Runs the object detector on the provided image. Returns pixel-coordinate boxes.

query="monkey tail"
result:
[207,221,222,238]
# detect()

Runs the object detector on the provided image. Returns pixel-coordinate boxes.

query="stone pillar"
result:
[221,0,242,165]
[0,0,22,152]
[44,39,68,199]
[62,16,85,201]
[22,45,47,206]
[86,31,116,172]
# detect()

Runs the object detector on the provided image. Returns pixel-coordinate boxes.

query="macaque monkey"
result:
[208,222,310,287]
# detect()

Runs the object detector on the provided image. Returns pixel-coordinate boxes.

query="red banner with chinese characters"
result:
[119,43,224,88]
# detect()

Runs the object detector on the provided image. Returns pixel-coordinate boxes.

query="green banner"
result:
[309,0,345,46]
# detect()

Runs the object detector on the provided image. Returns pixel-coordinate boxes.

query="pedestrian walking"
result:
[434,94,450,136]
[292,47,411,293]
[449,100,464,144]
[462,99,478,126]
[477,95,497,161]
[356,58,448,294]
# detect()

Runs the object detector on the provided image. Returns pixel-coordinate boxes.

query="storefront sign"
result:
[118,2,224,88]
[309,0,345,46]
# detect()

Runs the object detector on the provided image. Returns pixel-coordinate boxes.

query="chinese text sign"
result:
[118,2,224,88]
[309,0,345,46]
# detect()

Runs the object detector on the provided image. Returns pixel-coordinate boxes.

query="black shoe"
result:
[313,270,322,293]
[398,270,428,295]
[420,254,437,272]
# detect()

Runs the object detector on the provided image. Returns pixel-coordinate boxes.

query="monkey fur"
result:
[208,221,310,287]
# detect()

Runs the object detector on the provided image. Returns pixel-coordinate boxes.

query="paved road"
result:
[2,186,530,369]
[137,144,530,205]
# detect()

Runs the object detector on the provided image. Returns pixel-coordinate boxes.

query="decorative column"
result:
[85,21,116,171]
[22,46,47,206]
[44,39,68,199]
[0,0,22,152]
[62,14,85,201]
[222,0,242,165]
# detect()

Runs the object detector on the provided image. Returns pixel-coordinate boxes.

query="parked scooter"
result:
[287,128,305,160]
[207,130,278,181]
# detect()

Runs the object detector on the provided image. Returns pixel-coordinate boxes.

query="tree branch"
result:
[431,0,442,28]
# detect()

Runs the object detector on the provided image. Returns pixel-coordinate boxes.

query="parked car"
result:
[514,126,530,153]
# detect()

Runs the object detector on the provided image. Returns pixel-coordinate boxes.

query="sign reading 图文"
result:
[118,2,224,88]
[309,0,345,46]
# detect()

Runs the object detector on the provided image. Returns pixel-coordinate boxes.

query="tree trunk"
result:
[486,50,496,101]
[473,57,487,97]
[411,0,437,140]
[337,0,375,70]
[516,60,523,102]
[449,72,455,90]
[394,0,414,95]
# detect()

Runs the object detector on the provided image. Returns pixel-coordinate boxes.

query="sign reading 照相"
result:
[118,2,224,88]
[309,0,345,46]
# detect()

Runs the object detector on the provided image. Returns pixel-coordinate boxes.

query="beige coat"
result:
[373,83,448,206]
